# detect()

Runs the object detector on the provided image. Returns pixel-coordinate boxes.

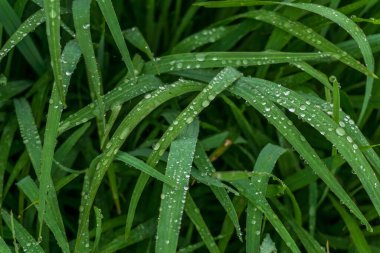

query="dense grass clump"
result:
[1,0,380,252]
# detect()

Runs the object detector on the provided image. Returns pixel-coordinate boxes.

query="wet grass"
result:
[1,0,380,252]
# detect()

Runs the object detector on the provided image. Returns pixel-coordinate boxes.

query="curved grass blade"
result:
[329,195,372,253]
[143,51,335,75]
[2,209,44,253]
[171,26,232,54]
[92,206,103,252]
[251,78,380,223]
[125,68,241,238]
[247,144,286,253]
[278,1,376,125]
[184,193,220,253]
[0,0,44,74]
[16,176,70,253]
[72,0,106,136]
[124,27,154,61]
[74,80,206,251]
[229,80,371,231]
[58,75,161,134]
[0,9,45,64]
[115,151,176,187]
[96,0,135,77]
[38,40,81,239]
[156,120,199,253]
[194,144,242,241]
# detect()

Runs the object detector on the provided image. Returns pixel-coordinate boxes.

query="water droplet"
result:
[336,127,346,136]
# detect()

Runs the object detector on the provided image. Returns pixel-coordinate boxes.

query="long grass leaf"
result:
[125,68,241,237]
[246,144,286,253]
[184,193,220,253]
[38,40,81,239]
[143,51,334,75]
[156,120,199,253]
[329,195,372,253]
[74,79,206,250]
[96,0,135,77]
[229,79,371,231]
[249,77,380,227]
[0,0,44,74]
[124,27,154,61]
[115,151,176,186]
[0,9,45,64]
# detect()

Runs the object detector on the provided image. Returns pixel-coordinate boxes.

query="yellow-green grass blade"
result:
[1,209,44,253]
[38,40,81,239]
[250,77,380,225]
[0,9,45,64]
[74,79,206,251]
[72,0,106,136]
[246,144,286,253]
[229,79,371,231]
[115,151,176,187]
[184,193,221,253]
[329,195,372,253]
[0,0,44,74]
[143,51,335,75]
[16,176,70,252]
[156,120,199,253]
[96,0,135,77]
[124,68,241,238]
[58,75,161,134]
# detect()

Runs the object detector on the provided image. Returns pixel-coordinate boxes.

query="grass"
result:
[1,0,380,252]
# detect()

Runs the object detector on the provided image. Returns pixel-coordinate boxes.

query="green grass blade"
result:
[229,79,371,231]
[250,77,380,228]
[72,0,106,136]
[74,79,205,251]
[38,40,81,238]
[194,144,243,241]
[232,180,301,253]
[58,75,161,134]
[0,80,31,105]
[99,219,156,252]
[143,51,334,75]
[171,26,232,54]
[279,1,376,125]
[156,120,199,253]
[125,68,241,238]
[124,27,154,61]
[0,9,45,64]
[96,0,135,77]
[16,176,70,252]
[329,195,372,253]
[246,144,286,253]
[44,0,65,105]
[0,236,11,253]
[0,0,44,74]
[14,98,42,172]
[115,151,176,187]
[2,209,44,253]
[184,193,220,253]
[93,206,103,252]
